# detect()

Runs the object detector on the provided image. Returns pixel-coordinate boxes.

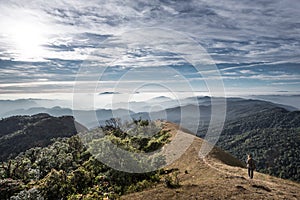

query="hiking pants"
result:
[248,168,254,179]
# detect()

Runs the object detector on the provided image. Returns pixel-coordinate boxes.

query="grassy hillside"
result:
[122,122,300,200]
[211,108,300,182]
[218,128,300,181]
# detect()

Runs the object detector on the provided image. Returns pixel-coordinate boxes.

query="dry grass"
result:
[121,122,300,200]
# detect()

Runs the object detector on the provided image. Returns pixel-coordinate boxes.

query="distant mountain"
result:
[0,113,87,161]
[2,106,73,118]
[250,95,300,111]
[104,96,174,112]
[105,101,151,112]
[72,108,135,129]
[0,99,71,117]
[133,98,286,132]
[146,96,173,103]
[2,97,297,131]
[1,106,135,129]
[0,99,39,116]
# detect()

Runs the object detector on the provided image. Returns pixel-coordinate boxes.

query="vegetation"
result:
[0,118,171,199]
[0,114,85,161]
[214,108,300,182]
[217,128,300,182]
[164,171,180,188]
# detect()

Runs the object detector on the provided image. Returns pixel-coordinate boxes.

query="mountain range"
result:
[1,121,299,199]
[1,96,297,130]
[0,96,299,183]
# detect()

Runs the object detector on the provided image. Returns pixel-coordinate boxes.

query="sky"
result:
[0,0,300,102]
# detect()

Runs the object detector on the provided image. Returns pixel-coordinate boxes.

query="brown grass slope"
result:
[122,122,300,200]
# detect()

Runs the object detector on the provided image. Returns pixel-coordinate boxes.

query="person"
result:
[246,154,255,179]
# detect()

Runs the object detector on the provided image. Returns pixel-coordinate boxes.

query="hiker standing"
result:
[247,154,255,179]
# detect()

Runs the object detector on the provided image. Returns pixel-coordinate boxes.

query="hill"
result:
[133,98,290,131]
[1,97,292,130]
[0,121,299,199]
[0,119,171,199]
[122,122,300,200]
[251,94,300,111]
[212,107,300,182]
[2,97,298,183]
[2,106,73,119]
[0,113,87,161]
[1,106,134,129]
[0,99,39,117]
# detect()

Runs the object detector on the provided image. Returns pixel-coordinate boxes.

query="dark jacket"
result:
[247,158,256,170]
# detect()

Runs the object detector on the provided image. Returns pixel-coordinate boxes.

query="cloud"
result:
[271,82,300,86]
[0,0,300,96]
[99,91,121,95]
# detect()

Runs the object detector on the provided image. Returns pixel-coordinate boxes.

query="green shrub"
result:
[164,171,180,188]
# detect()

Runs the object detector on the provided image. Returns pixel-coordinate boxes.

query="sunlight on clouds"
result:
[0,0,299,97]
[0,7,51,61]
[10,21,47,60]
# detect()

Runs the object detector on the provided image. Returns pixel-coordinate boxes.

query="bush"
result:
[164,171,180,188]
[0,178,25,199]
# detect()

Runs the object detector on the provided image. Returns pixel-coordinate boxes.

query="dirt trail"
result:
[166,121,300,199]
[122,122,300,200]
[202,156,298,197]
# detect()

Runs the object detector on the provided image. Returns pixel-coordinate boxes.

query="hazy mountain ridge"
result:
[1,96,298,130]
[1,96,300,183]
[0,99,39,117]
[0,99,70,117]
[250,95,300,111]
[2,106,73,119]
[132,98,291,133]
[1,107,134,129]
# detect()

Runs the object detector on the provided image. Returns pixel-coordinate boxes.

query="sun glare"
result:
[10,20,47,60]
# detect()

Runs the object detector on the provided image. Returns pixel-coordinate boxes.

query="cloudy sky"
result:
[0,0,300,101]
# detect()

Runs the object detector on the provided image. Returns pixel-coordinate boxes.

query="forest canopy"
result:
[0,119,171,200]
